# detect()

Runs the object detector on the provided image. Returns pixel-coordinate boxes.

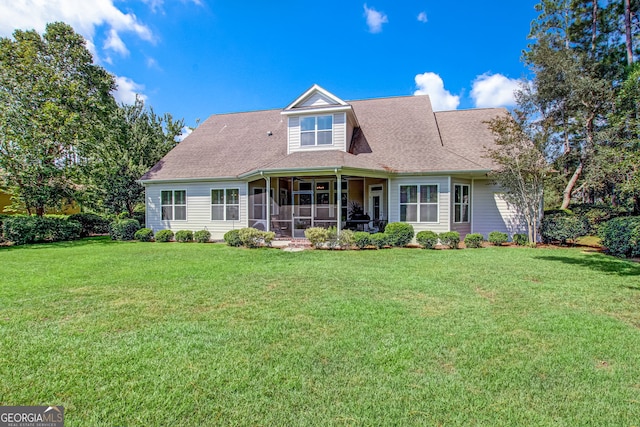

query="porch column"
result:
[265,174,271,232]
[336,171,342,232]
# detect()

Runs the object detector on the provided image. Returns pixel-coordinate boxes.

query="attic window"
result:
[300,115,333,146]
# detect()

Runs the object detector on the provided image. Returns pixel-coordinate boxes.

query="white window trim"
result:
[161,190,187,222]
[398,184,439,223]
[300,115,333,147]
[453,184,471,224]
[211,188,240,221]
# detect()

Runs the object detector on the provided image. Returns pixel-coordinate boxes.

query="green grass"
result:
[1,237,639,426]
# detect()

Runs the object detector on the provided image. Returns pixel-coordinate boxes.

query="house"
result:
[140,85,526,240]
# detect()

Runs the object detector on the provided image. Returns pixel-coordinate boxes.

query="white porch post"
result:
[264,174,271,232]
[336,171,342,232]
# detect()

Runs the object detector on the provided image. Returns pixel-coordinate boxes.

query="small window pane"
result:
[226,189,239,205]
[317,130,332,145]
[226,206,239,220]
[317,115,332,130]
[174,190,186,205]
[174,206,187,221]
[301,117,315,131]
[161,191,172,205]
[455,205,461,223]
[301,132,315,146]
[401,205,417,222]
[462,205,469,222]
[162,206,173,221]
[455,185,462,204]
[211,206,224,220]
[400,186,417,203]
[421,185,437,203]
[420,204,437,222]
[211,189,224,205]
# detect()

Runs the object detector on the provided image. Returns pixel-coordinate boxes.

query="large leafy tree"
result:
[0,22,116,215]
[83,97,184,216]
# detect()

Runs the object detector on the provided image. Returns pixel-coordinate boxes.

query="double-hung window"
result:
[454,184,470,223]
[161,190,186,221]
[400,185,438,222]
[300,115,333,146]
[211,188,240,221]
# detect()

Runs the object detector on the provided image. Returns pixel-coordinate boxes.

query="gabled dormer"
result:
[281,84,360,154]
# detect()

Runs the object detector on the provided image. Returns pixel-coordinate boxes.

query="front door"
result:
[293,191,313,238]
[369,185,384,221]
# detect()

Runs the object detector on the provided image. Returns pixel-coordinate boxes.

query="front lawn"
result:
[1,238,639,426]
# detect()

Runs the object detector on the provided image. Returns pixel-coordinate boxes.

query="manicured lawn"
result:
[1,238,639,426]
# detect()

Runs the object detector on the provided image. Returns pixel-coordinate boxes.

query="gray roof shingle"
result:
[140,95,505,181]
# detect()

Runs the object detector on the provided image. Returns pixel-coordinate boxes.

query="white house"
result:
[140,85,525,240]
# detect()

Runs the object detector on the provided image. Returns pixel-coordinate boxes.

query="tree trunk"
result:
[591,0,598,53]
[561,161,583,209]
[625,0,634,65]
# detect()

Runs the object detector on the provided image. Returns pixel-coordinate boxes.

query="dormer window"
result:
[300,115,333,146]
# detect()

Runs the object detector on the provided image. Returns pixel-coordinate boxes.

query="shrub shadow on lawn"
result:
[535,253,640,279]
[0,236,115,251]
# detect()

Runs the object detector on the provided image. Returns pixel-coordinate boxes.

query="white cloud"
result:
[413,72,460,111]
[471,73,520,108]
[363,4,388,33]
[114,76,147,105]
[176,126,193,142]
[417,11,428,23]
[0,0,153,61]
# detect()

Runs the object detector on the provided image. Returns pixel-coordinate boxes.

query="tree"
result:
[0,22,116,215]
[486,94,549,245]
[83,97,184,216]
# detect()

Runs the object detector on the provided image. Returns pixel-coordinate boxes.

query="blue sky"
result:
[0,1,539,131]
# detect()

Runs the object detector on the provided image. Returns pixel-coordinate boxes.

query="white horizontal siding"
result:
[388,176,450,236]
[472,179,527,238]
[146,181,248,240]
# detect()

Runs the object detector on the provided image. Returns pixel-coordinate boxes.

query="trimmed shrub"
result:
[194,230,211,243]
[599,217,640,257]
[305,227,329,248]
[512,233,528,246]
[337,229,355,249]
[175,230,194,243]
[326,226,339,249]
[353,231,371,249]
[134,228,154,242]
[439,231,460,249]
[540,213,589,245]
[67,213,110,236]
[155,229,174,242]
[488,231,509,246]
[2,216,82,245]
[384,222,415,247]
[370,232,389,249]
[464,233,484,249]
[416,230,438,249]
[109,219,141,241]
[262,231,275,247]
[238,227,266,248]
[224,229,242,247]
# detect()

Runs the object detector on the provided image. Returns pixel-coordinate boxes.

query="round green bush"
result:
[224,229,242,247]
[599,216,640,257]
[488,231,508,246]
[337,229,355,249]
[512,233,528,246]
[464,233,484,248]
[175,230,194,243]
[439,231,460,249]
[416,230,438,249]
[194,230,211,243]
[370,232,389,249]
[304,227,329,248]
[109,219,141,241]
[384,222,414,247]
[155,229,174,242]
[353,231,371,249]
[134,228,154,242]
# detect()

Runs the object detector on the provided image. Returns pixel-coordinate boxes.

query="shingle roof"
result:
[140,95,505,181]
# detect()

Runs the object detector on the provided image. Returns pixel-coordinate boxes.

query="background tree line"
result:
[0,22,184,218]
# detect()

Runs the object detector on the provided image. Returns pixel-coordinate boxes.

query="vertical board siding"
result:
[389,176,450,235]
[471,179,527,238]
[146,181,248,240]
